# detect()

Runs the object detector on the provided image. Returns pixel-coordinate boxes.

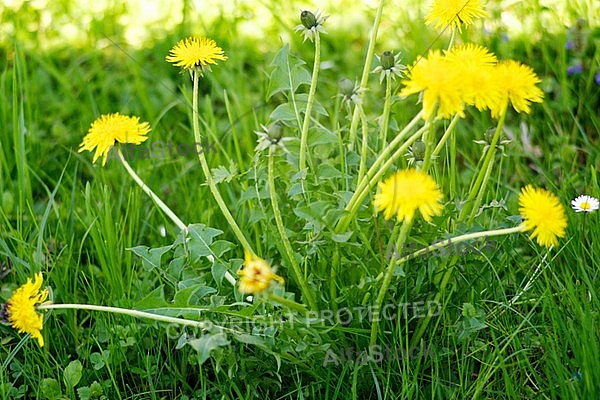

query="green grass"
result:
[1,0,600,399]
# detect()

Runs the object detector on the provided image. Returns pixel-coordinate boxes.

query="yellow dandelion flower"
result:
[399,50,465,119]
[238,251,284,294]
[79,113,150,166]
[489,60,544,118]
[444,44,501,111]
[166,37,227,72]
[518,185,567,248]
[6,273,49,347]
[374,169,444,223]
[425,0,487,32]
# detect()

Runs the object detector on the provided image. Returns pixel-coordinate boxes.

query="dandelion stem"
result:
[191,71,253,253]
[117,148,187,232]
[348,0,386,150]
[38,303,208,329]
[370,220,412,346]
[298,32,321,171]
[379,73,393,149]
[431,113,460,158]
[357,104,370,185]
[268,147,318,311]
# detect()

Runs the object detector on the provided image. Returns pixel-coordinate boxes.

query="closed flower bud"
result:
[411,140,427,161]
[339,78,355,98]
[268,122,284,143]
[300,10,318,29]
[380,51,395,70]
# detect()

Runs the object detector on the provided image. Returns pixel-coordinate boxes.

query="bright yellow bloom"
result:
[238,251,284,294]
[399,50,465,119]
[166,37,227,72]
[444,44,500,111]
[6,273,49,347]
[79,113,151,166]
[489,60,544,118]
[518,185,567,248]
[425,0,487,32]
[374,169,444,223]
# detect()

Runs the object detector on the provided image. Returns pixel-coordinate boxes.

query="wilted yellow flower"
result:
[518,185,567,248]
[238,251,284,294]
[79,113,150,165]
[166,37,227,72]
[489,60,544,118]
[444,44,500,111]
[374,169,444,223]
[425,0,487,32]
[6,273,48,347]
[399,50,465,119]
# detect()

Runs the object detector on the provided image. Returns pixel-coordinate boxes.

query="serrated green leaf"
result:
[267,44,311,99]
[212,260,227,285]
[187,224,223,263]
[317,164,342,179]
[63,360,83,388]
[173,284,217,306]
[127,245,172,271]
[186,333,230,364]
[212,164,238,184]
[133,285,169,310]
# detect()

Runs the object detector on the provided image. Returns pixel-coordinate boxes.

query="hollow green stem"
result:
[267,294,309,314]
[379,73,393,149]
[38,303,209,329]
[191,71,253,253]
[369,220,412,346]
[298,32,321,171]
[431,113,460,159]
[118,147,187,233]
[357,104,370,184]
[347,0,386,150]
[268,147,318,311]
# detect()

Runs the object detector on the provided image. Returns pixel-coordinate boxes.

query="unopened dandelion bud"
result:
[411,140,427,161]
[339,78,355,98]
[484,127,496,143]
[267,122,284,143]
[300,10,318,29]
[380,51,395,70]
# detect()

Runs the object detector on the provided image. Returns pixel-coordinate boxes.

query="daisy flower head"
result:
[571,195,599,213]
[79,113,151,166]
[489,60,544,118]
[518,185,567,248]
[372,51,407,84]
[295,10,327,42]
[238,251,284,294]
[166,36,227,74]
[425,0,487,33]
[399,50,465,119]
[5,273,49,346]
[374,169,444,223]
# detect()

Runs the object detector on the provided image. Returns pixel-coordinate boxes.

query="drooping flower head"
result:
[79,113,151,165]
[489,60,544,118]
[571,195,599,213]
[399,50,465,119]
[425,0,487,32]
[518,185,567,248]
[238,251,284,294]
[374,169,444,223]
[166,36,228,73]
[5,273,49,346]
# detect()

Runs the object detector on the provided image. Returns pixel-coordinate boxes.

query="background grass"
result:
[1,0,599,399]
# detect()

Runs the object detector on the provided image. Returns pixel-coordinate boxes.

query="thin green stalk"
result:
[117,148,187,232]
[268,146,318,311]
[38,303,209,329]
[191,71,253,253]
[298,32,321,171]
[431,113,460,158]
[458,104,508,222]
[357,104,369,184]
[369,220,412,346]
[419,112,436,172]
[267,294,309,314]
[379,73,393,149]
[347,0,386,149]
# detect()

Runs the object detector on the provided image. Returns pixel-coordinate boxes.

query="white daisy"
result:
[571,195,599,213]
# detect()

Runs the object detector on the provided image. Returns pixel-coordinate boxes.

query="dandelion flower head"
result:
[79,113,150,165]
[374,169,444,223]
[6,273,48,346]
[166,36,228,72]
[425,0,487,32]
[238,251,284,294]
[518,185,567,248]
[489,60,544,118]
